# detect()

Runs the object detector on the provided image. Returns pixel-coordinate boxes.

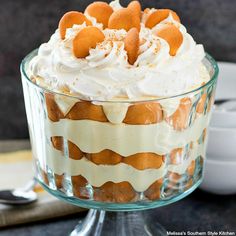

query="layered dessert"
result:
[25,0,215,203]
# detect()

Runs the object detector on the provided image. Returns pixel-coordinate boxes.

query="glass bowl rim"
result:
[20,49,219,104]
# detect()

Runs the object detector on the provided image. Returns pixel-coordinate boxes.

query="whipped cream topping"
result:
[29,0,210,101]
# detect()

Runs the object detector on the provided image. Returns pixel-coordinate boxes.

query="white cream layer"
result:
[53,96,187,124]
[41,142,204,192]
[45,113,209,156]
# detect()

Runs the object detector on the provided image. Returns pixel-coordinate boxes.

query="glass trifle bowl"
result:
[21,49,218,235]
[20,0,219,234]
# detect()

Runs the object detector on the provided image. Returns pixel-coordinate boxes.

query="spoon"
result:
[0,178,38,205]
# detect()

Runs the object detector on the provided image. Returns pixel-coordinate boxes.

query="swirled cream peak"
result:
[29,0,210,101]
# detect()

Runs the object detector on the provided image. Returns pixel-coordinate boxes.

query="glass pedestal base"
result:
[37,176,202,235]
[70,209,166,236]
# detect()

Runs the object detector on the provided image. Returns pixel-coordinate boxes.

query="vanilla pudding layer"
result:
[42,112,208,192]
[45,113,210,156]
[42,140,204,192]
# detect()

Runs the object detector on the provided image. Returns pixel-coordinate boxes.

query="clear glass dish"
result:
[20,49,218,236]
